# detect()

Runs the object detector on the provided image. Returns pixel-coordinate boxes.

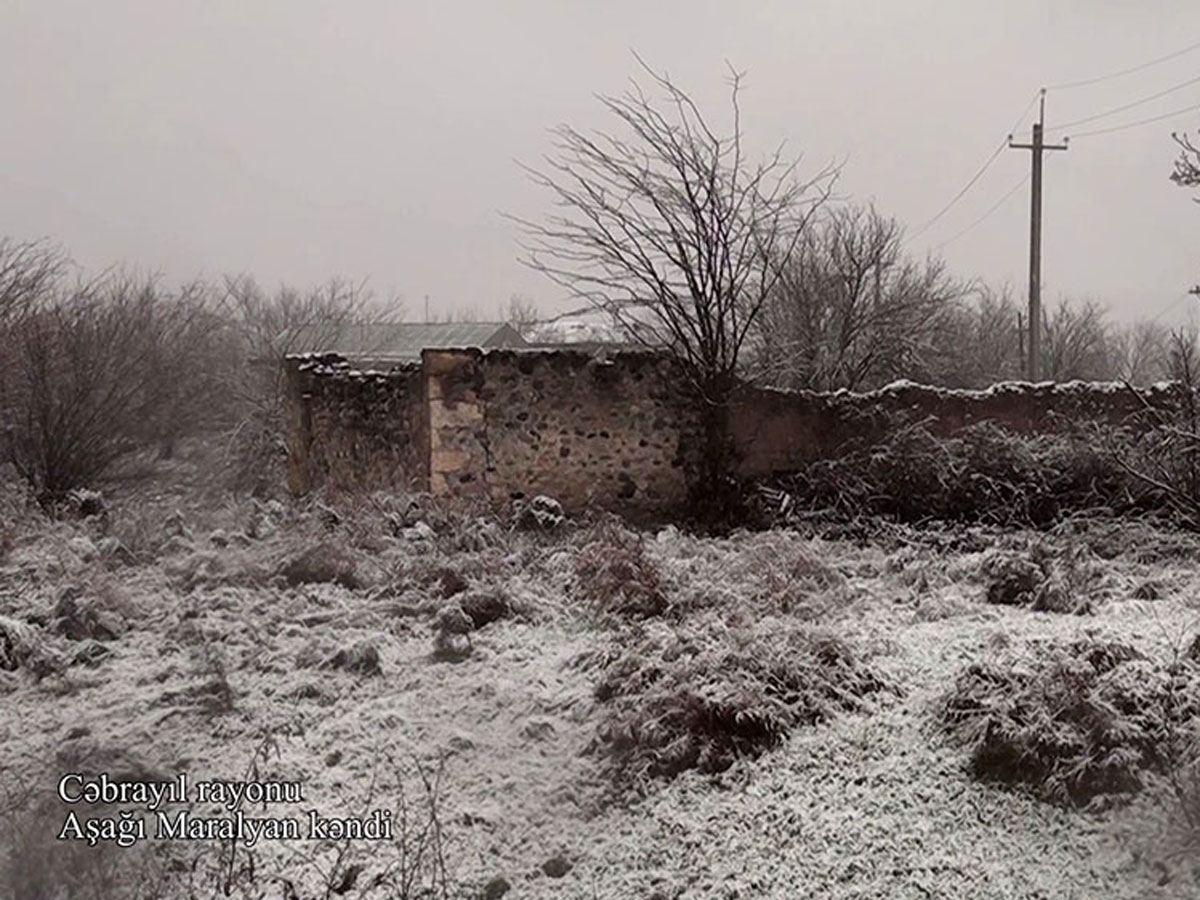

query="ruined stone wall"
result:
[424,348,701,515]
[284,354,428,495]
[731,379,1181,479]
[285,348,1183,514]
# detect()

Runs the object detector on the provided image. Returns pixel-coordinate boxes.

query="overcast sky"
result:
[3,1,1199,323]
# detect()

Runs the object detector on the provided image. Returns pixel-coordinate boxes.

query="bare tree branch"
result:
[509,58,837,508]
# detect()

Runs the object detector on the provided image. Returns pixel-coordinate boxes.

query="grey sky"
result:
[2,1,1199,323]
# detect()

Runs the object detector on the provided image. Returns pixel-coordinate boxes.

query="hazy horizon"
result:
[3,1,1200,325]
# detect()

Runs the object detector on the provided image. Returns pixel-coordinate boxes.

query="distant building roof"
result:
[524,313,646,350]
[284,321,527,361]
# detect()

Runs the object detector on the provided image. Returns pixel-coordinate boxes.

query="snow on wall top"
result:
[750,376,1184,404]
[289,349,1185,408]
[288,352,421,381]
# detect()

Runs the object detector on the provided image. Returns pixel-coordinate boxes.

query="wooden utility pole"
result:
[1009,89,1068,381]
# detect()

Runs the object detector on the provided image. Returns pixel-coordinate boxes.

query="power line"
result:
[935,173,1030,250]
[1052,73,1200,131]
[908,144,1006,238]
[1067,99,1200,140]
[1150,291,1198,324]
[1045,38,1200,90]
[909,92,1040,239]
[913,40,1200,240]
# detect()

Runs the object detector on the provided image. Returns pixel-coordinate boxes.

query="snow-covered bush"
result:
[590,616,894,789]
[573,518,668,620]
[778,419,1148,527]
[980,542,1100,615]
[940,636,1200,805]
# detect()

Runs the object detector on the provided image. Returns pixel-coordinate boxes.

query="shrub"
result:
[459,589,512,629]
[574,519,668,620]
[591,618,893,788]
[164,548,269,592]
[984,553,1045,607]
[278,541,363,589]
[513,494,565,532]
[981,543,1097,614]
[776,419,1150,528]
[940,636,1200,805]
[222,416,288,498]
[51,582,131,642]
[0,268,224,505]
[0,616,40,672]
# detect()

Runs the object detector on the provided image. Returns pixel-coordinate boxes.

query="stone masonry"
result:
[285,348,1182,516]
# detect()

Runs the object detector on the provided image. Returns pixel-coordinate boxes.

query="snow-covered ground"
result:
[1,444,1198,898]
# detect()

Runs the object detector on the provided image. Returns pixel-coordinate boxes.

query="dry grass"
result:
[573,517,669,620]
[4,437,1200,897]
[776,420,1155,528]
[940,635,1200,806]
[589,615,895,790]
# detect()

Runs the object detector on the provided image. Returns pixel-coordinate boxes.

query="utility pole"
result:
[1009,89,1068,382]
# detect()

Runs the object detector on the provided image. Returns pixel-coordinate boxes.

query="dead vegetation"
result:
[4,435,1200,897]
[981,542,1104,614]
[940,635,1200,807]
[573,517,669,620]
[775,419,1154,529]
[588,616,895,789]
[278,540,366,590]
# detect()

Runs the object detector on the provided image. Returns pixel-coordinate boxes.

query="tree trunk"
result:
[688,376,742,526]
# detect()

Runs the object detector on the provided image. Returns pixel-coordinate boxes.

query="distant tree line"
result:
[516,58,1200,519]
[1,94,1197,509]
[747,203,1195,392]
[0,241,389,505]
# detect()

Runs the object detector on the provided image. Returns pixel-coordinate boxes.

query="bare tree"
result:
[220,274,382,394]
[1110,318,1169,385]
[217,275,389,494]
[502,294,541,338]
[1172,130,1200,192]
[1172,129,1200,294]
[1039,297,1114,381]
[1163,324,1200,384]
[514,58,837,502]
[0,238,68,323]
[751,204,965,391]
[0,268,221,502]
[933,283,1024,388]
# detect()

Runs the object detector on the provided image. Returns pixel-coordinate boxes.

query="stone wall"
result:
[424,348,700,515]
[730,378,1181,479]
[285,348,1182,514]
[284,354,428,495]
